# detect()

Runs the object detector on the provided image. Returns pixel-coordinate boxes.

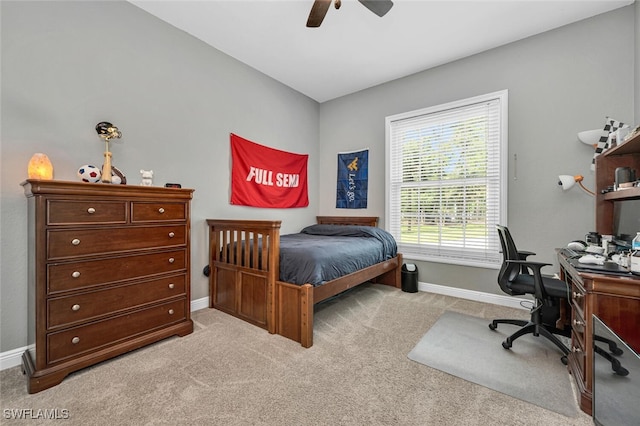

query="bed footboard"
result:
[207,219,281,332]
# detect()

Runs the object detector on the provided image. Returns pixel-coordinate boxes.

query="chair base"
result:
[489,319,570,365]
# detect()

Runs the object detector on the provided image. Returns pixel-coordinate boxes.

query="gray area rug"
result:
[408,310,577,417]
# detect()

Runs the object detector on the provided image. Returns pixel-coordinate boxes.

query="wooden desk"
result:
[558,252,640,415]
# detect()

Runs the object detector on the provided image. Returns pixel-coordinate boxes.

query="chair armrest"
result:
[505,259,551,300]
[505,259,551,274]
[506,259,549,267]
[511,253,539,275]
[517,250,536,259]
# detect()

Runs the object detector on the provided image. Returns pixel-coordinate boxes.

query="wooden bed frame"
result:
[206,216,402,347]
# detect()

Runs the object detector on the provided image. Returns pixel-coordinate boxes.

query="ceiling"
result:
[129,0,634,103]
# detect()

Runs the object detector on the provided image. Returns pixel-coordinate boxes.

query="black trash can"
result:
[401,263,418,293]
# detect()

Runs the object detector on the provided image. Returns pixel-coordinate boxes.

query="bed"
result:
[206,216,403,347]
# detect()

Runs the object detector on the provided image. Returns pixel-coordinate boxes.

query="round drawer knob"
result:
[72,271,81,278]
[158,208,165,214]
[71,238,81,246]
[168,309,175,315]
[71,337,80,344]
[87,207,96,214]
[71,304,80,311]
[168,232,175,238]
[168,258,175,264]
[168,283,175,289]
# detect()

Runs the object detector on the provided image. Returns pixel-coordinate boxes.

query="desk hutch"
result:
[561,129,640,415]
[594,129,640,234]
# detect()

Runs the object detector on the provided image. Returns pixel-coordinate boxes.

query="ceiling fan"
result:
[306,0,394,28]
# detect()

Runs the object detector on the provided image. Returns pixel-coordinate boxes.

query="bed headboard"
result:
[316,216,379,227]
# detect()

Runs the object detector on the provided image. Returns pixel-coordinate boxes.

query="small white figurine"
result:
[140,169,154,186]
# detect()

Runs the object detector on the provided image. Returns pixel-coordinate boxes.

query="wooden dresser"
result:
[558,252,640,415]
[21,180,194,393]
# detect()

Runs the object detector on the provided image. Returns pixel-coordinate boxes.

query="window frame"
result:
[385,90,508,269]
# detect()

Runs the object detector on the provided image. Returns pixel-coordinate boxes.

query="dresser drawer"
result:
[48,225,186,259]
[48,200,127,225]
[132,202,186,222]
[48,249,186,294]
[47,299,187,364]
[47,275,186,329]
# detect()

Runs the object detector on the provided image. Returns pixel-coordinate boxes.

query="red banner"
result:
[230,134,309,208]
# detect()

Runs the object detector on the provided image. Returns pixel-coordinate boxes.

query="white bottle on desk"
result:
[631,233,640,273]
[633,232,640,251]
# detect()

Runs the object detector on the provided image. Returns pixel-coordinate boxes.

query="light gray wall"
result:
[318,6,636,295]
[0,1,319,352]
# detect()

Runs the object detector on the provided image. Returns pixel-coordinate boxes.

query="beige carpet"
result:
[0,284,593,425]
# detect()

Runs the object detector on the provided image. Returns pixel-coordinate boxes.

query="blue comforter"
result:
[279,224,397,286]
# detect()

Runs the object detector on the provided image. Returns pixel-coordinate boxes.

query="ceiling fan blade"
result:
[358,0,393,17]
[307,0,332,27]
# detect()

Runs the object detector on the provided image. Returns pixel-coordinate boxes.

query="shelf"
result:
[595,126,640,235]
[603,186,640,201]
[604,130,640,156]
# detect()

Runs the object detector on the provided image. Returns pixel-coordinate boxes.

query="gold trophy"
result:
[95,122,122,183]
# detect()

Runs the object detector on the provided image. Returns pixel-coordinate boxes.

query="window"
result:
[385,90,507,268]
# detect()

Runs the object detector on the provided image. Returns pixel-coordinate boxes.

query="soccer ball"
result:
[77,165,102,183]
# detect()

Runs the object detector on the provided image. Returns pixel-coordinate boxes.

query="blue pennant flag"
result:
[336,149,368,209]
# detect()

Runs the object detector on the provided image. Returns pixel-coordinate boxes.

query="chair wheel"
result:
[561,356,568,365]
[489,323,497,331]
[614,366,629,376]
[610,358,629,376]
[502,340,511,350]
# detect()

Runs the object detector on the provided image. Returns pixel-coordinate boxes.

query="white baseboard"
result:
[1,289,523,372]
[0,345,32,372]
[0,297,212,372]
[191,296,209,312]
[418,281,530,311]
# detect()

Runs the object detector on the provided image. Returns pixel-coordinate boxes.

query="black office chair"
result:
[489,225,571,364]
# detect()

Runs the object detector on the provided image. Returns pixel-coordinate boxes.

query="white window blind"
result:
[385,91,507,268]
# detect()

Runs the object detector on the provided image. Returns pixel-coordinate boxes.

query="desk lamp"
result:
[558,174,594,196]
[577,129,601,148]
